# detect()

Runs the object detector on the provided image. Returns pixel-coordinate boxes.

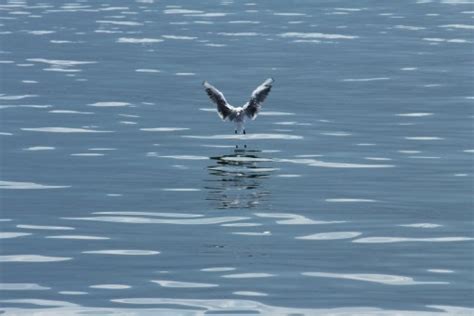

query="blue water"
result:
[1,0,473,314]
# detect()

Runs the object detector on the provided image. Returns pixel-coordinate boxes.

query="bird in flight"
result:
[203,78,274,135]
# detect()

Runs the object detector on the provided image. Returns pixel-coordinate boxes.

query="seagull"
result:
[203,78,274,135]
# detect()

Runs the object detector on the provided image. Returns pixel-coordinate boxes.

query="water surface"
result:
[1,0,473,314]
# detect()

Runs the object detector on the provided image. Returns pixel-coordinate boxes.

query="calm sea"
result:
[1,0,473,314]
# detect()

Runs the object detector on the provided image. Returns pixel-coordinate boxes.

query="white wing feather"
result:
[203,81,235,120]
[243,78,274,120]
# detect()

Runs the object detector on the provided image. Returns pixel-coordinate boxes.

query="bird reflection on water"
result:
[206,148,275,209]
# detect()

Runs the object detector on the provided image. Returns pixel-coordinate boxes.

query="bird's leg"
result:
[243,129,246,135]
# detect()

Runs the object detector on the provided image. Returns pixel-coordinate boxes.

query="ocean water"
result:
[1,0,473,314]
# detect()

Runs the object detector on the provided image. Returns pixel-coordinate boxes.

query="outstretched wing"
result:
[203,81,235,121]
[243,78,274,120]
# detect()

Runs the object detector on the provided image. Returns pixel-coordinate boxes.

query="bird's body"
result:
[203,78,274,134]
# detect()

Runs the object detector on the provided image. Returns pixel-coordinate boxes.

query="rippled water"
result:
[1,0,473,314]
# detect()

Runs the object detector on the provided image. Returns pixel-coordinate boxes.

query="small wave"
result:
[440,24,474,29]
[89,284,130,289]
[408,156,441,159]
[88,101,130,107]
[399,223,442,228]
[185,12,228,17]
[82,250,159,256]
[50,40,77,44]
[405,136,444,140]
[296,232,362,240]
[58,291,87,295]
[93,211,202,218]
[135,68,161,72]
[302,272,448,285]
[96,20,143,26]
[27,58,96,67]
[276,174,301,178]
[100,6,129,11]
[398,150,421,154]
[162,188,201,192]
[279,32,358,39]
[164,9,204,14]
[274,122,311,126]
[49,110,94,114]
[232,231,271,236]
[21,127,113,133]
[44,68,81,72]
[0,94,37,100]
[117,37,163,43]
[205,43,227,47]
[0,255,72,262]
[292,39,321,43]
[141,127,189,132]
[17,224,74,230]
[342,77,390,82]
[218,32,261,36]
[162,35,197,40]
[428,269,454,274]
[26,30,55,35]
[364,157,392,161]
[183,133,303,140]
[0,232,32,239]
[201,267,236,272]
[0,181,70,190]
[71,153,105,157]
[222,273,275,278]
[0,283,50,290]
[228,20,260,24]
[46,235,109,240]
[0,299,78,307]
[260,111,295,116]
[221,223,262,227]
[151,280,218,288]
[352,236,473,243]
[221,156,271,163]
[88,148,116,151]
[23,146,55,151]
[254,212,343,225]
[154,155,208,160]
[423,37,470,43]
[64,215,249,225]
[321,132,352,136]
[326,198,376,202]
[273,12,307,16]
[396,113,433,117]
[394,25,425,31]
[278,158,394,169]
[194,21,214,25]
[233,291,268,296]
